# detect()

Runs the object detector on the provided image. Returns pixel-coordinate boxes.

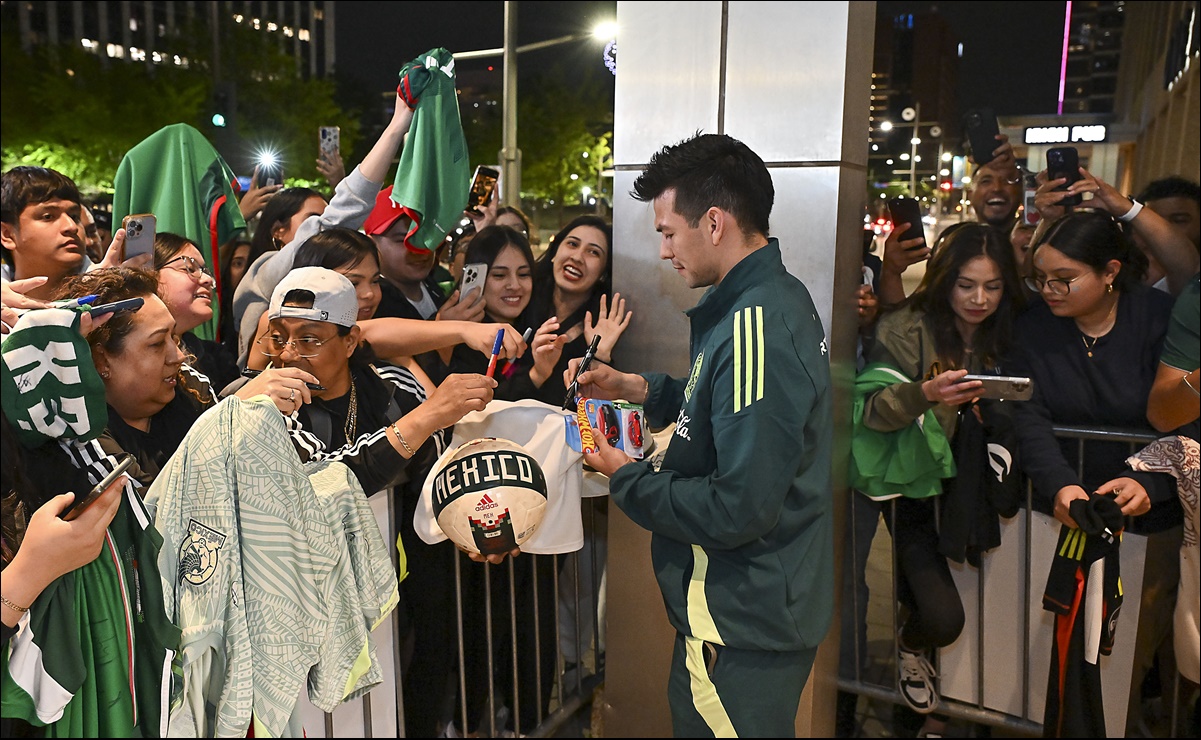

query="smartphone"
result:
[90,296,145,317]
[459,262,487,302]
[319,126,341,158]
[1046,147,1083,207]
[121,213,156,258]
[466,165,500,213]
[962,107,1001,166]
[886,196,927,250]
[61,454,133,521]
[960,374,1034,402]
[1022,172,1041,227]
[255,159,283,189]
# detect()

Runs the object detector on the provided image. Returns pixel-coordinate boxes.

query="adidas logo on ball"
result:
[432,438,548,556]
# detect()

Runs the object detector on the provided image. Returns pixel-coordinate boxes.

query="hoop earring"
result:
[272,236,284,250]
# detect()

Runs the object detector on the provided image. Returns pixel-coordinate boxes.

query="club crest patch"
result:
[178,519,227,586]
[684,351,704,403]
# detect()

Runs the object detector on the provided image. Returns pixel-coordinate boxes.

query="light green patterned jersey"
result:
[147,395,400,737]
[305,461,400,709]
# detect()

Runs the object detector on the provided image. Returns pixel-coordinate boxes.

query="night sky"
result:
[334,1,619,94]
[877,1,1069,116]
[335,1,1066,114]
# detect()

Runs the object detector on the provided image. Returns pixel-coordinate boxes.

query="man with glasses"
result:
[254,266,494,487]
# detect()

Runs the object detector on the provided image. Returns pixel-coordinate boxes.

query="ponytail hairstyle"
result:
[1031,210,1148,292]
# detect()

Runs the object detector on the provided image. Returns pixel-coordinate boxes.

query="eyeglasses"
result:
[162,255,214,282]
[257,332,333,358]
[1024,274,1086,296]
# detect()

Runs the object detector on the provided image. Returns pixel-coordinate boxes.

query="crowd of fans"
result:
[841,132,1200,738]
[1,82,629,738]
[1,81,1198,739]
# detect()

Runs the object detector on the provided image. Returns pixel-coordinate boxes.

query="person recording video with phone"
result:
[233,84,418,367]
[1,299,179,737]
[854,223,1025,735]
[876,133,1023,308]
[1032,162,1199,297]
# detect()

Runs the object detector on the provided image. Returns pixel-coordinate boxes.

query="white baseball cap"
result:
[268,266,358,329]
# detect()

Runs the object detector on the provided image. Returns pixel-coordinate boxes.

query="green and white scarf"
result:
[1,307,107,448]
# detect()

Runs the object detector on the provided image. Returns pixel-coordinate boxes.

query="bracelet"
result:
[1,594,30,614]
[1184,374,1201,397]
[1117,199,1143,222]
[390,421,416,457]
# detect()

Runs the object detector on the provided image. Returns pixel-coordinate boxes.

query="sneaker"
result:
[897,645,939,714]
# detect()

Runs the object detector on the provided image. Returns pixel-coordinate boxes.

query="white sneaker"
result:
[897,645,939,714]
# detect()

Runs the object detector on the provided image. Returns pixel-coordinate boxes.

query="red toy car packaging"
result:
[564,399,646,459]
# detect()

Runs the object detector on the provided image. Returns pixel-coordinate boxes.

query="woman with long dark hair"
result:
[521,215,631,405]
[217,233,253,358]
[856,223,1025,733]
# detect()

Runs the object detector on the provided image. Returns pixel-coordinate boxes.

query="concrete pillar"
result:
[604,1,876,736]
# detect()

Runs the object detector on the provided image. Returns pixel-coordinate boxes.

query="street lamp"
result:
[454,2,616,207]
[875,102,944,197]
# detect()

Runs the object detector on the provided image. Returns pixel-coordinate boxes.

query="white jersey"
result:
[417,399,586,554]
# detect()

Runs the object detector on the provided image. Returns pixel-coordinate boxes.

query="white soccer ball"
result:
[431,437,548,555]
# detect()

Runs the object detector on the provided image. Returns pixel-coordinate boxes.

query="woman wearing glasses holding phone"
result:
[153,232,241,391]
[52,267,316,491]
[1011,209,1189,736]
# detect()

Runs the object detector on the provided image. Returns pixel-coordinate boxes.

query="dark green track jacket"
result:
[609,240,834,652]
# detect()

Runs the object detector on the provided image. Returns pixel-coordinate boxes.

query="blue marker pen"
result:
[54,294,99,309]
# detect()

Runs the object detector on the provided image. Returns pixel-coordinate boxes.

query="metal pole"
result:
[500,1,521,207]
[908,102,919,196]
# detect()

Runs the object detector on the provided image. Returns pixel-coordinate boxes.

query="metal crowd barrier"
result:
[838,424,1194,738]
[297,490,608,738]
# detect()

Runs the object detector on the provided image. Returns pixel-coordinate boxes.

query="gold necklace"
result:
[1079,297,1118,359]
[343,376,358,443]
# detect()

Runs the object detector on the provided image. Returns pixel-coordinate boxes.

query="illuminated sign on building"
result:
[1023,125,1108,144]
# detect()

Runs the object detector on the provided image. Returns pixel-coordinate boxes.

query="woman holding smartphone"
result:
[855,223,1025,735]
[1,309,174,737]
[53,267,316,489]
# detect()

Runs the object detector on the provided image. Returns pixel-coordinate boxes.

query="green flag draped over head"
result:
[113,123,247,340]
[392,48,471,254]
[0,307,107,449]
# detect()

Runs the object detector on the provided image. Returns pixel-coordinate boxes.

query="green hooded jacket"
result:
[850,362,956,501]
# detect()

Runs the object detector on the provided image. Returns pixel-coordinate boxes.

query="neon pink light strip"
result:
[1058,1,1072,115]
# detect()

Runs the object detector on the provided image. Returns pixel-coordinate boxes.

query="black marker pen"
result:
[563,334,601,410]
[241,367,326,392]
